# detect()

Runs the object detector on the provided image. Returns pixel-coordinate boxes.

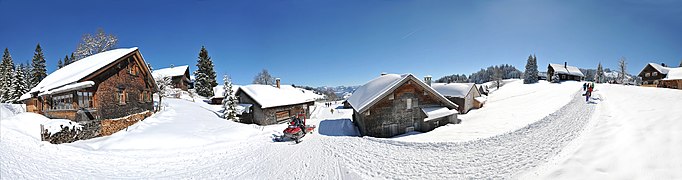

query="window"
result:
[51,94,73,110]
[364,110,370,116]
[78,92,93,108]
[118,91,127,105]
[129,64,138,76]
[406,99,412,110]
[653,72,658,76]
[645,73,651,77]
[139,92,144,102]
[388,93,394,100]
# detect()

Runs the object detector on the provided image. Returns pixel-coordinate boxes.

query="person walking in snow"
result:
[583,83,587,91]
[585,82,594,102]
[330,108,334,114]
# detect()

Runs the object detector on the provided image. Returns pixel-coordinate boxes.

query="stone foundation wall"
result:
[100,111,152,136]
[41,111,153,144]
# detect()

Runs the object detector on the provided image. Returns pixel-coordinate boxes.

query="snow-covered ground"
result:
[521,84,682,179]
[394,80,583,142]
[2,83,680,179]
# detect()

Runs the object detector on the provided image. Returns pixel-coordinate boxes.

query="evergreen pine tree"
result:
[64,55,71,66]
[68,53,75,65]
[596,62,604,83]
[0,49,16,102]
[57,58,64,69]
[11,64,28,103]
[23,62,34,90]
[523,54,539,84]
[31,43,47,88]
[222,75,238,121]
[679,59,682,67]
[193,46,217,97]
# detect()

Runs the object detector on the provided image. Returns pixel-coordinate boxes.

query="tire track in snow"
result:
[323,92,596,179]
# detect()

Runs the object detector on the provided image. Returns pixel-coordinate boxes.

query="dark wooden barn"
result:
[547,62,585,81]
[152,65,191,91]
[346,74,459,138]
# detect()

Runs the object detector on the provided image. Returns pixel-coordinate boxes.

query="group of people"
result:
[324,102,334,107]
[583,82,595,102]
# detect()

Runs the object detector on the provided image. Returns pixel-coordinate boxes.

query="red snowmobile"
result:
[278,114,316,143]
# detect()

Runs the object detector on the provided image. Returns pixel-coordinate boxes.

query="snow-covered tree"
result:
[222,75,238,121]
[0,49,16,103]
[23,63,33,90]
[253,69,275,85]
[523,54,539,84]
[551,72,560,83]
[595,62,604,83]
[679,58,682,67]
[10,64,29,103]
[618,57,627,84]
[193,46,217,97]
[73,28,118,61]
[31,44,47,88]
[67,53,75,65]
[154,76,172,111]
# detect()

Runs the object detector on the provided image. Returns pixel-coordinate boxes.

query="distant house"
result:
[638,63,674,87]
[152,65,191,90]
[432,83,484,114]
[235,79,321,125]
[547,62,585,81]
[20,47,157,123]
[346,74,459,138]
[476,84,489,96]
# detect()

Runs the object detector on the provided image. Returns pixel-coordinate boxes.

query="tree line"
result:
[436,64,523,84]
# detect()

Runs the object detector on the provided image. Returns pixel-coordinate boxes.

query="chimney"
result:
[424,75,432,86]
[564,62,567,68]
[662,63,667,67]
[170,64,175,68]
[381,72,387,76]
[276,78,281,89]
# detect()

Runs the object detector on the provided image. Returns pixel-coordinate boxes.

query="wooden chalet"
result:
[638,63,674,87]
[432,83,485,114]
[152,65,191,91]
[20,47,157,122]
[346,74,459,138]
[235,79,319,125]
[547,62,585,81]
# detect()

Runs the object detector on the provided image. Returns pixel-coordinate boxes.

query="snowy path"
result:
[2,92,596,179]
[327,92,596,179]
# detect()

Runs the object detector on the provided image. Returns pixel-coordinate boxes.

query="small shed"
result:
[346,74,458,138]
[235,81,322,125]
[152,65,191,90]
[432,83,483,114]
[547,62,585,81]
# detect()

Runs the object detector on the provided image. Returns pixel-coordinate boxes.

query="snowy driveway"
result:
[2,92,596,179]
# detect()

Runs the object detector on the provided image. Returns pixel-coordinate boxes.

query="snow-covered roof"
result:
[346,74,457,113]
[211,85,241,99]
[422,107,458,121]
[549,63,585,77]
[663,67,682,80]
[23,47,139,98]
[431,83,475,98]
[152,65,189,78]
[639,63,671,77]
[38,81,94,96]
[474,96,487,104]
[237,84,321,108]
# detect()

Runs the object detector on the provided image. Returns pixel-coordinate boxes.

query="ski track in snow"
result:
[1,92,595,179]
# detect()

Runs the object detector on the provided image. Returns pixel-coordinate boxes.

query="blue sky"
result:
[1,0,681,86]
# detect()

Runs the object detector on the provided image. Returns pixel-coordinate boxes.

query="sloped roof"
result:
[663,67,682,80]
[237,84,322,108]
[549,63,585,77]
[346,73,458,113]
[431,83,476,98]
[24,47,139,97]
[152,65,189,78]
[639,63,671,77]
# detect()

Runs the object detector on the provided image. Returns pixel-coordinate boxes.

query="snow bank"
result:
[1,103,25,119]
[1,112,52,140]
[394,80,583,142]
